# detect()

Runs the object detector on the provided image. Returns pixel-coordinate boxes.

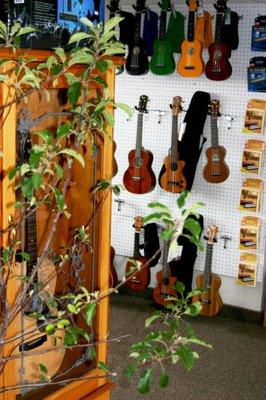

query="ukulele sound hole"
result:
[202,299,211,304]
[134,157,143,167]
[187,47,195,55]
[170,162,178,171]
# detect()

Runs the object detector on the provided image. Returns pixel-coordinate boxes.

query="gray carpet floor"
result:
[109,294,266,400]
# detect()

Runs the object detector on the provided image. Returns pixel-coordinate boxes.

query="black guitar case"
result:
[179,91,210,191]
[143,223,161,268]
[170,213,204,295]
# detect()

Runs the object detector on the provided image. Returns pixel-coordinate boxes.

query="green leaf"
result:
[103,16,124,34]
[56,123,71,138]
[138,368,152,395]
[67,81,82,105]
[145,312,163,327]
[51,187,66,211]
[29,151,43,168]
[51,64,63,76]
[57,149,85,168]
[67,304,77,313]
[54,47,66,63]
[0,74,8,82]
[17,26,36,36]
[184,302,202,316]
[165,317,180,332]
[184,218,202,239]
[161,228,175,240]
[68,32,92,44]
[93,76,108,88]
[148,202,171,212]
[55,164,64,179]
[186,337,212,348]
[115,102,133,117]
[177,346,196,371]
[143,212,171,225]
[159,373,169,388]
[69,52,93,66]
[129,352,139,358]
[96,60,109,73]
[46,324,56,335]
[36,130,52,144]
[98,361,110,373]
[177,190,189,209]
[38,363,48,374]
[84,302,96,326]
[8,167,18,180]
[64,328,78,346]
[173,281,185,295]
[21,252,31,261]
[103,110,115,127]
[124,364,137,379]
[21,177,34,198]
[31,173,42,189]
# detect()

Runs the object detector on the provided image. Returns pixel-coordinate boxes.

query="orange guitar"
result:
[193,225,223,316]
[123,95,156,194]
[159,96,187,193]
[153,240,177,306]
[203,100,230,183]
[177,0,204,77]
[125,216,150,291]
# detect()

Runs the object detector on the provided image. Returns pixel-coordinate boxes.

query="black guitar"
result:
[125,0,149,75]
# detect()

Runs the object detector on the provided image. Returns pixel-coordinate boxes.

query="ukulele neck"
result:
[170,115,179,165]
[133,232,141,258]
[25,208,38,283]
[134,12,142,42]
[214,12,223,45]
[187,10,195,42]
[204,243,213,288]
[135,112,144,161]
[159,10,167,39]
[211,115,219,148]
[162,240,170,287]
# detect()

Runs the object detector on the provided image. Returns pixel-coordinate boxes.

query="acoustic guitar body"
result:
[177,40,204,77]
[153,271,177,307]
[125,257,150,291]
[125,42,149,76]
[123,149,156,194]
[203,146,230,183]
[150,39,175,75]
[205,43,232,81]
[9,258,65,385]
[159,157,187,193]
[110,246,118,288]
[193,272,223,316]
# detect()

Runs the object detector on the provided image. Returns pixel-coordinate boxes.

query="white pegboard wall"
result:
[111,3,266,283]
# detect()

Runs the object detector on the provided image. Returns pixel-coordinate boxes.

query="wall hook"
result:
[221,235,232,249]
[115,198,125,211]
[224,114,236,130]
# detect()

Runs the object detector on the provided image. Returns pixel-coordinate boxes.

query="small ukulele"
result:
[159,96,187,193]
[177,0,204,77]
[203,100,230,183]
[125,0,149,76]
[205,0,232,81]
[153,240,177,306]
[123,95,156,194]
[149,0,175,75]
[125,216,150,291]
[192,225,223,316]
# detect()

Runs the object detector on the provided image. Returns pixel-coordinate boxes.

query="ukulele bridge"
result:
[168,181,180,186]
[132,176,144,181]
[202,299,211,304]
[212,155,220,162]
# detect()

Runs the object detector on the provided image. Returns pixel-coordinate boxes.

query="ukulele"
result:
[110,246,119,288]
[159,96,187,193]
[153,240,177,306]
[125,0,149,75]
[123,95,156,194]
[125,216,150,291]
[149,0,175,75]
[203,99,230,183]
[205,0,232,81]
[192,225,223,316]
[8,132,64,385]
[177,0,204,77]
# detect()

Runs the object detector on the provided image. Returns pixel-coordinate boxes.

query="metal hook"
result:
[221,235,232,249]
[115,199,125,211]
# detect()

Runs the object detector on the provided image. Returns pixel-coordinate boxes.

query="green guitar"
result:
[150,0,175,75]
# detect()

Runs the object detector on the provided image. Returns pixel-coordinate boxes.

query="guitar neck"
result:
[159,10,167,39]
[171,115,179,164]
[134,12,142,42]
[214,12,223,45]
[187,10,195,42]
[203,243,213,287]
[133,232,141,258]
[211,115,219,147]
[25,208,38,282]
[161,240,170,286]
[135,112,144,159]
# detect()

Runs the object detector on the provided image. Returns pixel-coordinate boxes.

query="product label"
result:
[33,0,57,26]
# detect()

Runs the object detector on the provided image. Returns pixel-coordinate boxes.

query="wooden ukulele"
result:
[159,96,187,193]
[125,216,150,291]
[8,133,64,385]
[125,0,149,76]
[192,225,223,316]
[123,95,156,194]
[110,246,119,288]
[205,0,232,81]
[149,0,175,75]
[177,0,204,77]
[203,100,229,183]
[153,240,177,306]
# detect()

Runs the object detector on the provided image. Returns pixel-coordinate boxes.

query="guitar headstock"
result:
[133,0,146,13]
[186,0,198,12]
[158,0,171,12]
[134,216,143,232]
[209,99,221,117]
[136,95,149,112]
[171,96,182,116]
[107,0,120,14]
[206,225,218,244]
[214,0,228,12]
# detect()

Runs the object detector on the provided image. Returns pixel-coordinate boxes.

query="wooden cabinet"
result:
[0,49,120,400]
